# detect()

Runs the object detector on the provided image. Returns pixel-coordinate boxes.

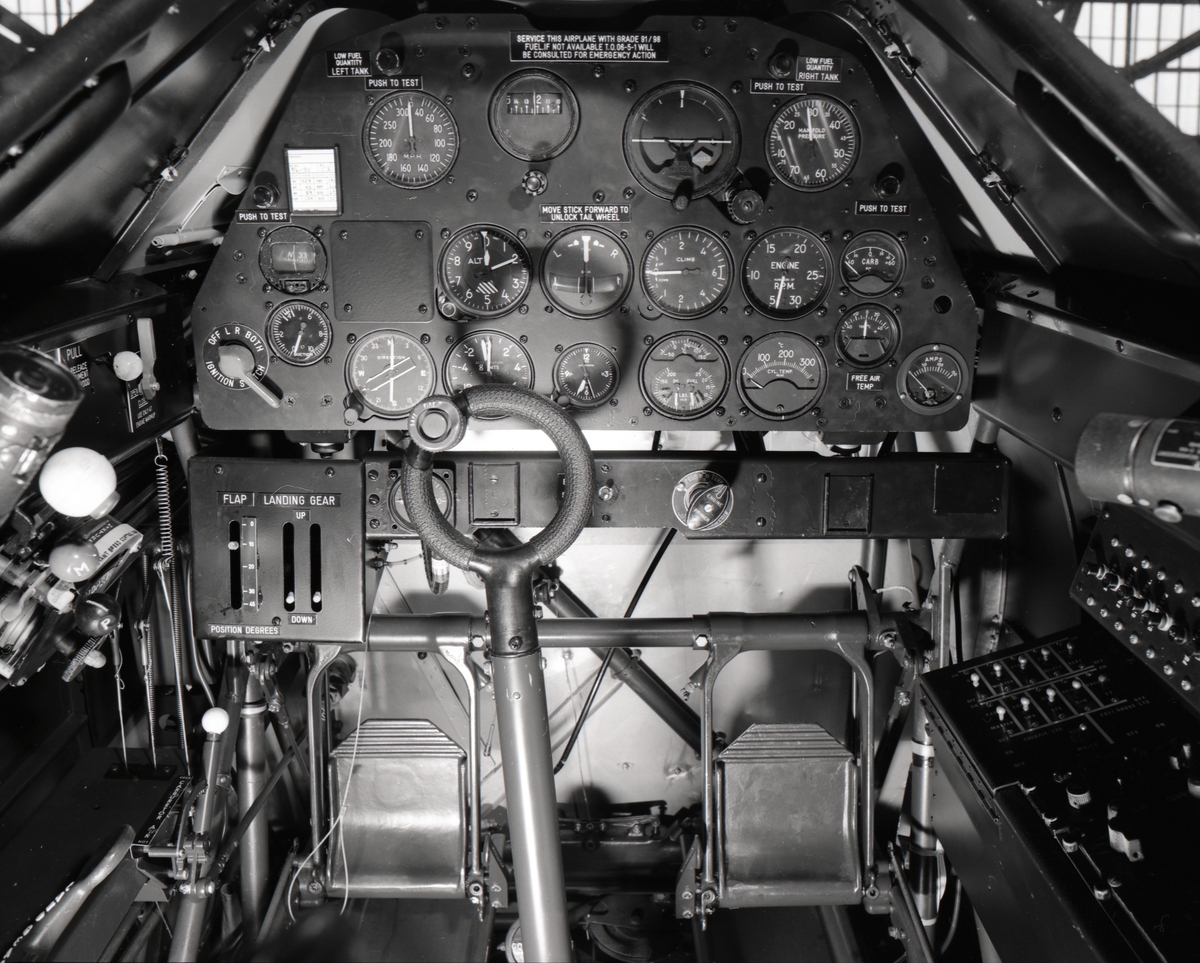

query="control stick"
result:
[402,385,594,963]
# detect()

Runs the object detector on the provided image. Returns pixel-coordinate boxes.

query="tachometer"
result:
[641,228,731,319]
[640,333,728,419]
[766,96,859,191]
[346,330,435,418]
[623,83,740,201]
[741,229,830,320]
[438,225,531,318]
[363,92,458,189]
[737,333,826,420]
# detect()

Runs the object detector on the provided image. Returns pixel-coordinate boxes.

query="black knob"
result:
[522,170,548,196]
[375,47,402,75]
[75,593,120,637]
[727,189,764,224]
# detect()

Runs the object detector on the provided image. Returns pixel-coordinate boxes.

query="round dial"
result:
[641,228,732,319]
[363,92,459,189]
[552,343,619,408]
[836,305,900,368]
[738,334,826,420]
[766,96,859,191]
[842,232,905,296]
[623,83,740,200]
[266,301,332,366]
[390,472,453,532]
[444,332,534,392]
[741,229,831,320]
[202,324,269,389]
[897,345,967,414]
[346,330,436,417]
[541,227,631,318]
[489,70,580,162]
[439,226,531,318]
[640,333,729,420]
[258,226,326,295]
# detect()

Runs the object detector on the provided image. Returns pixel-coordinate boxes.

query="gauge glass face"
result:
[444,332,533,393]
[623,83,740,199]
[738,334,826,420]
[842,232,905,296]
[489,70,580,161]
[541,228,631,317]
[266,301,332,366]
[363,92,459,188]
[767,96,859,191]
[899,348,964,410]
[202,324,269,389]
[390,473,452,531]
[259,226,326,295]
[346,330,436,417]
[641,228,731,319]
[439,226,531,317]
[552,343,619,408]
[742,229,830,319]
[641,333,728,419]
[836,305,899,368]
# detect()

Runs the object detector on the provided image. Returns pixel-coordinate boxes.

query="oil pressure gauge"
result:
[897,345,967,414]
[640,332,729,420]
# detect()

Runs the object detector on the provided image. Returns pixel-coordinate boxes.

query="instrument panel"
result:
[193,13,978,433]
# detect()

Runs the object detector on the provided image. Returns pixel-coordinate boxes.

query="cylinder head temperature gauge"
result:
[741,229,830,320]
[896,345,967,414]
[640,332,729,420]
[842,232,905,296]
[835,305,899,368]
[267,301,332,366]
[738,333,826,420]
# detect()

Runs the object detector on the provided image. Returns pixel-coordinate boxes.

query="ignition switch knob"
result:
[671,470,734,532]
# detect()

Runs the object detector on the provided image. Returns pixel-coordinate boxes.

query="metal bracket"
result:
[439,643,483,887]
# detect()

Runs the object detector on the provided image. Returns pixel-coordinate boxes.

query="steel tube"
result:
[237,677,269,940]
[0,0,174,157]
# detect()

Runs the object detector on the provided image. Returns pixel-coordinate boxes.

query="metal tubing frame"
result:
[237,675,269,939]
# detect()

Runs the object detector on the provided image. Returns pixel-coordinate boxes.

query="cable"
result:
[939,877,963,954]
[552,528,676,774]
[286,651,368,920]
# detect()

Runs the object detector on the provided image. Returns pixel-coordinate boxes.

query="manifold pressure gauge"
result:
[266,301,332,366]
[552,343,619,408]
[439,225,531,318]
[766,96,859,191]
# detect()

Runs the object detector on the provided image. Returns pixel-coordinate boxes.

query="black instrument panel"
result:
[193,13,978,433]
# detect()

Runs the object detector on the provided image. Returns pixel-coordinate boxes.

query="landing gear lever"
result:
[401,385,595,963]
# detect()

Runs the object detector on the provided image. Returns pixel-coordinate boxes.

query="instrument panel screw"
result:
[742,335,752,345]
[466,15,478,28]
[415,229,424,239]
[921,276,935,289]
[839,397,851,409]
[1051,407,1062,422]
[731,80,743,94]
[347,333,356,344]
[716,407,725,416]
[725,18,738,31]
[645,230,655,240]
[623,187,635,200]
[344,303,352,313]
[815,335,827,346]
[717,334,728,346]
[544,305,553,313]
[693,16,706,29]
[601,514,612,522]
[421,333,431,344]
[414,44,425,57]
[643,335,654,345]
[233,250,244,260]
[743,229,756,241]
[236,274,247,284]
[746,47,758,60]
[643,406,653,417]
[461,63,476,79]
[419,304,427,314]
[258,227,267,237]
[441,227,450,239]
[369,518,380,529]
[625,79,637,93]
[434,16,445,28]
[509,636,522,649]
[619,305,630,315]
[555,345,564,353]
[593,65,605,78]
[544,230,552,239]
[875,397,887,409]
[466,189,478,202]
[517,228,528,239]
[593,190,605,203]
[262,283,271,293]
[214,465,223,474]
[520,334,528,342]
[742,305,752,316]
[811,407,822,417]
[325,467,335,477]
[720,305,729,314]
[459,45,470,56]
[924,255,937,266]
[702,47,712,58]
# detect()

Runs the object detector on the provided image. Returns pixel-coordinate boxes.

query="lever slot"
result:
[229,520,241,610]
[283,523,295,611]
[309,524,322,612]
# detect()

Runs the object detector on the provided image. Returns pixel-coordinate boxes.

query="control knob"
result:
[671,470,734,532]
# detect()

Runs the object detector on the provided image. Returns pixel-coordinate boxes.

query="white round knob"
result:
[38,448,118,517]
[83,649,107,669]
[111,351,143,382]
[202,707,230,734]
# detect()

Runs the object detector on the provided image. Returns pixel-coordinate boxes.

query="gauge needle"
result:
[490,255,520,269]
[292,322,307,356]
[861,318,870,338]
[582,235,591,263]
[482,337,492,374]
[631,138,732,144]
[909,372,936,398]
[773,274,787,308]
[407,101,414,139]
[376,364,416,395]
[482,231,491,267]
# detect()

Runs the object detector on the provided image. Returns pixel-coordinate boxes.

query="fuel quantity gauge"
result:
[738,333,825,420]
[640,333,729,420]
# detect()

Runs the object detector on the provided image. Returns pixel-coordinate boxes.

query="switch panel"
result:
[189,457,364,643]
